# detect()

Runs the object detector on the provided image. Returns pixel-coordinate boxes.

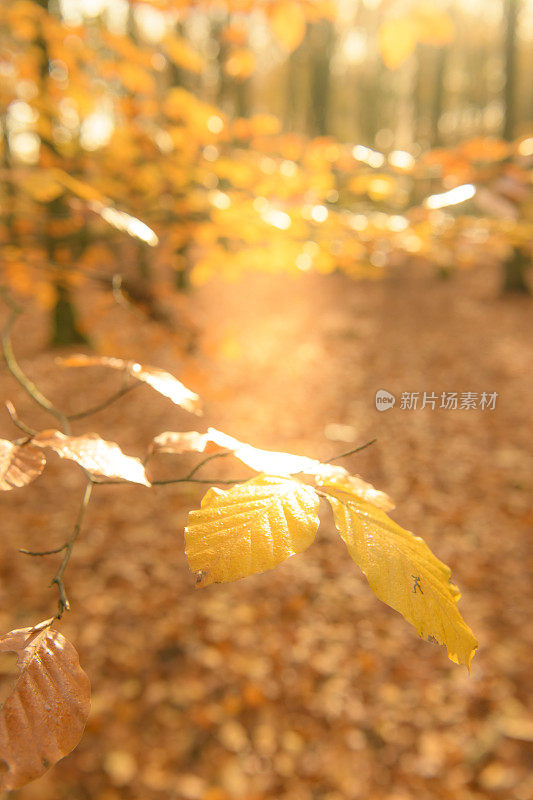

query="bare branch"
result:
[1,290,71,434]
[325,438,377,463]
[50,479,94,618]
[5,401,38,436]
[20,544,67,556]
[67,382,139,420]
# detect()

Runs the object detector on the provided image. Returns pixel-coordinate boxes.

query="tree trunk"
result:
[502,248,530,294]
[307,20,334,136]
[503,0,520,142]
[501,1,530,294]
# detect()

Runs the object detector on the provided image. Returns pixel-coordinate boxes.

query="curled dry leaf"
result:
[153,427,394,509]
[32,430,150,485]
[0,439,46,491]
[56,354,201,414]
[326,490,478,668]
[0,619,91,790]
[186,474,320,587]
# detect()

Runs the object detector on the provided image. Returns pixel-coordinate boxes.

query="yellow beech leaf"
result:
[185,475,320,587]
[269,1,307,52]
[327,491,478,668]
[378,16,418,69]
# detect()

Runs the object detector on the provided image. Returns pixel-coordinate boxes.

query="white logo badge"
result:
[375,389,396,411]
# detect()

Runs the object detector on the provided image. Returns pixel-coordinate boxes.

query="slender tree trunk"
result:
[31,0,89,343]
[502,0,530,293]
[430,47,446,147]
[503,0,519,141]
[307,20,334,136]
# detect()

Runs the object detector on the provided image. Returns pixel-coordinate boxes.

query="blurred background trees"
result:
[1,0,532,346]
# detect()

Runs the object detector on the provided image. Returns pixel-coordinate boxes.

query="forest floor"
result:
[0,261,532,800]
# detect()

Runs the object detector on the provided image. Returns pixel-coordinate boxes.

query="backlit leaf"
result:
[152,429,391,510]
[153,426,322,474]
[318,473,395,511]
[327,490,478,668]
[32,430,150,485]
[185,475,320,586]
[0,619,90,790]
[56,354,201,414]
[0,439,46,491]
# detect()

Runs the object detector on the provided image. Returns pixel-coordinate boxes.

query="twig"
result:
[67,382,139,420]
[112,274,144,319]
[93,475,245,486]
[20,544,67,556]
[325,438,377,463]
[51,479,94,618]
[152,476,244,486]
[1,289,71,434]
[183,451,231,480]
[5,400,38,436]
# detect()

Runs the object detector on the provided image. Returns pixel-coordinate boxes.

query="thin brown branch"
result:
[20,544,67,556]
[325,438,377,463]
[51,479,94,618]
[183,451,232,480]
[67,382,139,420]
[5,400,38,436]
[1,289,71,434]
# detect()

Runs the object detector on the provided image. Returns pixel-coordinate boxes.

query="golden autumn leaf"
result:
[56,354,201,414]
[317,473,395,511]
[163,34,204,74]
[225,49,256,80]
[378,16,418,69]
[185,475,320,586]
[0,439,46,491]
[269,0,307,52]
[0,620,91,790]
[326,490,478,668]
[32,430,150,485]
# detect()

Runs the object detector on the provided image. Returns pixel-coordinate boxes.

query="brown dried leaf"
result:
[0,439,46,491]
[32,430,150,485]
[56,355,201,414]
[0,619,91,790]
